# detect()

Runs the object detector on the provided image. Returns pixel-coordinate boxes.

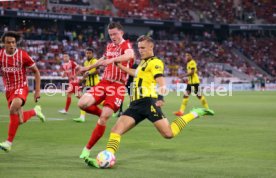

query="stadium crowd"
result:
[5,25,271,80]
[0,0,275,23]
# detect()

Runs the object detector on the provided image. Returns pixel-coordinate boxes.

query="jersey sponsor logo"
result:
[106,51,121,57]
[1,67,21,72]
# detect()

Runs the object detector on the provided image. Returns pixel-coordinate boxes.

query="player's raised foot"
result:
[34,105,46,122]
[80,147,91,159]
[73,117,85,123]
[173,110,184,116]
[85,157,99,168]
[0,141,12,152]
[58,109,68,114]
[190,108,215,117]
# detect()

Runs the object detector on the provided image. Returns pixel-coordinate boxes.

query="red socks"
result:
[86,123,106,149]
[7,114,20,142]
[65,96,72,112]
[83,105,102,117]
[7,110,36,142]
[23,109,36,122]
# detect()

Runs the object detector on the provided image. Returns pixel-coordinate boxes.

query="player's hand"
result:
[79,66,90,73]
[102,58,114,66]
[96,58,105,66]
[84,71,90,77]
[34,91,41,103]
[155,100,165,107]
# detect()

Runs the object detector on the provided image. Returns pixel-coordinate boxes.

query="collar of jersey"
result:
[143,56,155,61]
[4,48,18,57]
[112,39,125,46]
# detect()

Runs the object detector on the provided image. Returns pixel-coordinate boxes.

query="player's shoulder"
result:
[150,56,163,64]
[188,59,196,65]
[121,40,133,49]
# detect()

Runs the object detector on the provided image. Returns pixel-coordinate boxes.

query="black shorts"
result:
[186,84,200,94]
[123,97,166,125]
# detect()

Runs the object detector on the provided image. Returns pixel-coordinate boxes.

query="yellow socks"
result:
[80,110,86,119]
[170,113,197,137]
[106,132,121,154]
[179,97,189,113]
[200,96,209,109]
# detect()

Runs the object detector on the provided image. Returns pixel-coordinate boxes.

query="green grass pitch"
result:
[0,91,276,178]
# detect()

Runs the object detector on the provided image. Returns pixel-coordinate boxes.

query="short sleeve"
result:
[23,51,35,68]
[150,59,164,78]
[122,41,132,54]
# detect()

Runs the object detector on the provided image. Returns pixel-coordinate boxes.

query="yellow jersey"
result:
[132,56,164,101]
[84,58,100,86]
[187,59,200,84]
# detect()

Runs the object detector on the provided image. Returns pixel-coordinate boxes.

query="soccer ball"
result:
[96,150,116,168]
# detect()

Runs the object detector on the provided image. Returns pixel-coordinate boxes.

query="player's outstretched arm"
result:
[30,65,41,102]
[102,49,134,66]
[155,76,167,107]
[80,58,104,73]
[116,63,136,77]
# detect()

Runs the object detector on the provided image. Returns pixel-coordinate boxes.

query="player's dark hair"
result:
[86,47,95,53]
[1,31,21,43]
[137,35,154,44]
[107,22,124,31]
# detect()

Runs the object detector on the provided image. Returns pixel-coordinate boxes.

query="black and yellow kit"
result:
[123,56,166,124]
[84,58,100,87]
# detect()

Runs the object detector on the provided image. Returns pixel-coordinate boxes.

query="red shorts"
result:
[5,86,29,108]
[66,82,81,94]
[87,80,126,112]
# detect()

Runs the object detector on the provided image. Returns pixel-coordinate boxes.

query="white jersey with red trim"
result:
[102,40,133,84]
[0,48,35,91]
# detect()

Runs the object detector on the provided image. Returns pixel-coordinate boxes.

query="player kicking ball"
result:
[0,31,45,152]
[84,35,214,168]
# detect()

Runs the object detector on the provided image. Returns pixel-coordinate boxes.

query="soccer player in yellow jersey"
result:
[73,48,100,122]
[84,35,214,168]
[174,53,209,116]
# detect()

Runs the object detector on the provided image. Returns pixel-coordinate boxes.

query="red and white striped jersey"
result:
[102,40,134,84]
[62,60,79,83]
[0,48,35,91]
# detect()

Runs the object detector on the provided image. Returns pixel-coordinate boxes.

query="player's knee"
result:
[9,106,19,114]
[98,117,108,125]
[163,133,173,139]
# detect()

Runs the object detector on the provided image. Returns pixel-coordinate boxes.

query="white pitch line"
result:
[0,118,65,122]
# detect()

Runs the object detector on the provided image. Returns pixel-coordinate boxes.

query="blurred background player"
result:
[73,48,100,122]
[84,35,214,168]
[78,22,134,159]
[174,53,209,116]
[58,53,81,114]
[0,31,45,152]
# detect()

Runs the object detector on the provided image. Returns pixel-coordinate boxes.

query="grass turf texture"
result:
[0,91,276,178]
